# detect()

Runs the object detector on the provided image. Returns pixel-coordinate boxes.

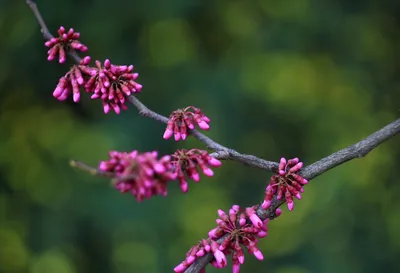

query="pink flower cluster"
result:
[98,150,176,202]
[53,56,92,102]
[45,27,142,114]
[175,205,282,273]
[262,157,308,211]
[45,26,88,63]
[171,149,222,192]
[163,106,211,141]
[174,239,227,273]
[96,149,223,201]
[86,59,142,114]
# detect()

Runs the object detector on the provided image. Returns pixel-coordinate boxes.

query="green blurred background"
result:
[0,0,399,272]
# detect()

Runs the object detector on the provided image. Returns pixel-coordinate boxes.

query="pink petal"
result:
[163,128,173,139]
[287,201,294,211]
[197,120,210,130]
[202,167,214,177]
[207,157,222,167]
[174,263,187,273]
[253,250,264,260]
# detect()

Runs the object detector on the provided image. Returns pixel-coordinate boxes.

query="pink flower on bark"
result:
[85,59,142,114]
[163,106,211,141]
[45,26,88,63]
[175,205,282,273]
[174,239,227,273]
[53,56,94,102]
[98,150,176,202]
[170,149,222,192]
[212,205,267,270]
[262,157,308,211]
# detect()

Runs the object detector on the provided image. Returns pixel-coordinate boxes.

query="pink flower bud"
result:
[197,120,210,130]
[261,200,271,209]
[185,255,195,265]
[213,250,227,268]
[218,209,228,219]
[179,180,188,193]
[287,201,294,211]
[253,250,264,260]
[257,230,268,238]
[232,264,240,273]
[196,249,205,257]
[202,167,214,177]
[207,157,222,167]
[279,157,287,171]
[289,162,303,172]
[174,263,187,273]
[163,128,173,140]
[249,214,263,228]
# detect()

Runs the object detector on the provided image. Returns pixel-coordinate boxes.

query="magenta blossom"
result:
[262,157,308,211]
[211,205,267,267]
[170,149,222,192]
[175,205,282,273]
[163,106,211,141]
[174,239,227,273]
[98,150,176,202]
[45,26,88,63]
[52,56,94,102]
[86,59,142,114]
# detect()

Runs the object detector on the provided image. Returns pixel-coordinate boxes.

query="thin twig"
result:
[26,0,52,40]
[26,2,400,273]
[70,160,114,177]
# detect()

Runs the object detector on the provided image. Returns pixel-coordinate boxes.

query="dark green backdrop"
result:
[0,0,399,273]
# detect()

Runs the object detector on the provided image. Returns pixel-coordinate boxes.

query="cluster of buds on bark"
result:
[98,150,176,202]
[262,157,308,211]
[97,149,222,201]
[53,56,93,102]
[45,27,142,114]
[171,149,222,192]
[175,205,282,273]
[174,239,227,273]
[86,59,142,114]
[45,26,88,63]
[163,106,211,141]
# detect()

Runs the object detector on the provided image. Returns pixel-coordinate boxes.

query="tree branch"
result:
[27,0,278,172]
[128,95,279,170]
[26,2,400,273]
[26,0,52,40]
[184,118,400,273]
[301,118,400,179]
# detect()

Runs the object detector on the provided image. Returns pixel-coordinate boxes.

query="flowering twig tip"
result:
[69,159,77,167]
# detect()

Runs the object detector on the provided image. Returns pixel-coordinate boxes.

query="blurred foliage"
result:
[0,0,399,272]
